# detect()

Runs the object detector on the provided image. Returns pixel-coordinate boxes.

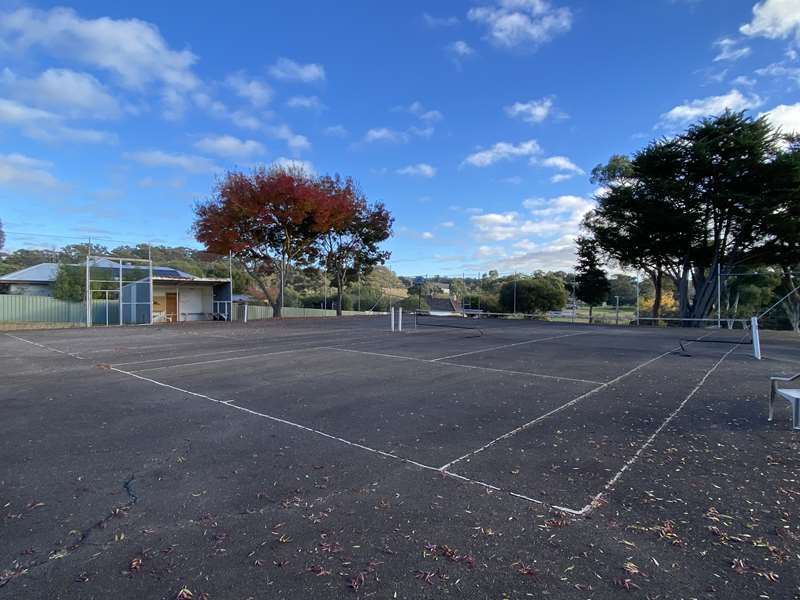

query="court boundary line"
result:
[120,336,380,372]
[324,346,603,385]
[4,332,85,360]
[107,364,551,509]
[429,331,593,362]
[4,329,741,517]
[438,333,713,471]
[574,337,744,515]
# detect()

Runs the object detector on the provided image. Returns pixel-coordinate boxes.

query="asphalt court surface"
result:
[1,316,760,512]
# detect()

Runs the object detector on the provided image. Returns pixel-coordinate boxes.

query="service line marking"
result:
[324,346,603,385]
[438,334,713,471]
[429,331,593,362]
[574,338,743,516]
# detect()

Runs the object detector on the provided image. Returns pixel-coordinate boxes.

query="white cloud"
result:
[462,139,541,167]
[124,150,220,173]
[364,127,406,143]
[0,97,116,143]
[713,37,752,62]
[755,61,800,85]
[194,135,265,159]
[448,40,475,57]
[475,245,506,258]
[398,101,443,122]
[1,68,122,118]
[661,89,764,123]
[423,13,459,27]
[226,72,272,107]
[324,124,348,137]
[470,195,594,244]
[740,0,800,40]
[267,124,311,153]
[467,0,573,50]
[522,195,593,220]
[0,153,59,188]
[0,6,199,117]
[397,163,437,177]
[732,75,757,86]
[287,95,324,110]
[363,125,433,143]
[536,155,584,182]
[272,157,315,175]
[505,97,558,123]
[269,57,325,82]
[759,102,800,134]
[440,221,455,228]
[421,231,435,240]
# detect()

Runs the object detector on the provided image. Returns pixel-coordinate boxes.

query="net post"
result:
[390,306,395,332]
[751,316,761,360]
[398,307,403,332]
[85,250,91,328]
[148,246,154,326]
[717,263,721,329]
[244,303,248,324]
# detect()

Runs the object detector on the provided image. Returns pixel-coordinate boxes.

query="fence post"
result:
[398,307,402,332]
[390,306,395,332]
[751,316,761,360]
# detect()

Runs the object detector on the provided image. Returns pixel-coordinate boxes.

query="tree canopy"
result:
[575,237,610,323]
[584,111,800,321]
[193,165,393,317]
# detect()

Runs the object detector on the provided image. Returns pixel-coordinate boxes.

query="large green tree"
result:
[498,274,567,314]
[585,111,798,321]
[575,237,610,323]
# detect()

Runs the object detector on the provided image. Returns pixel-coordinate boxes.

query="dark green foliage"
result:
[585,111,800,321]
[575,237,610,323]
[498,275,568,314]
[51,264,84,302]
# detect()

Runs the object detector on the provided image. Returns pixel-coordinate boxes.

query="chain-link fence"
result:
[0,231,382,331]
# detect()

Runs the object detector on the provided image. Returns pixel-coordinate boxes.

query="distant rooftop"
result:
[0,261,197,283]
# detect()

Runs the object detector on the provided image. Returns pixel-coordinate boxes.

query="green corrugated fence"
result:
[1,295,382,328]
[0,294,86,324]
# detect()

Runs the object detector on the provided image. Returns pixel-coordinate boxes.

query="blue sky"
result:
[1,0,799,276]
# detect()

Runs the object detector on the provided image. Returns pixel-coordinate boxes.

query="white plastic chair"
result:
[769,373,800,431]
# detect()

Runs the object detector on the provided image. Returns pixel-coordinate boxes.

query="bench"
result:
[769,373,800,431]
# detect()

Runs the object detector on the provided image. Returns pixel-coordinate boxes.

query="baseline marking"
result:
[438,334,713,471]
[430,331,593,362]
[107,365,551,507]
[575,339,742,515]
[3,333,85,360]
[114,335,379,368]
[325,346,602,385]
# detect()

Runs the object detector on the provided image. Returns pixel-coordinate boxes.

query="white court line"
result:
[438,334,712,471]
[324,346,603,385]
[129,347,327,373]
[127,336,382,373]
[575,338,743,516]
[113,335,379,367]
[103,365,552,508]
[3,333,85,360]
[429,331,592,362]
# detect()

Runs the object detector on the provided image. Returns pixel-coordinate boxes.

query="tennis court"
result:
[2,316,799,598]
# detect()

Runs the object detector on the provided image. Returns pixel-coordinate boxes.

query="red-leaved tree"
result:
[317,175,393,315]
[194,165,329,318]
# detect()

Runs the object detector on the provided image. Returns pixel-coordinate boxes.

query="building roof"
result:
[0,262,60,283]
[0,261,203,284]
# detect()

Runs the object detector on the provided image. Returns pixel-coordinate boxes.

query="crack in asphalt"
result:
[0,474,139,589]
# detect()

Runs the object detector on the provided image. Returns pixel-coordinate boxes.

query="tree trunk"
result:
[274,265,284,319]
[336,274,344,317]
[652,270,663,319]
[588,304,593,324]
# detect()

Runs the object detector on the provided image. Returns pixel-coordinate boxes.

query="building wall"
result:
[5,283,53,297]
